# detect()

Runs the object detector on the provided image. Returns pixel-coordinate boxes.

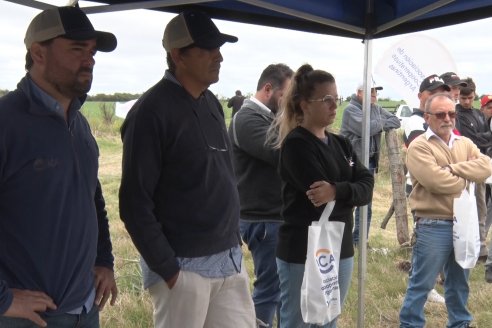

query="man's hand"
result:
[93,266,118,311]
[4,289,56,327]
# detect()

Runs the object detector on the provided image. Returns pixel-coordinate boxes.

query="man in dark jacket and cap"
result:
[455,77,492,262]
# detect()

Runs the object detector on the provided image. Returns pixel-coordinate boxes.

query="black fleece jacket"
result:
[276,127,374,263]
[455,104,492,156]
[119,75,241,282]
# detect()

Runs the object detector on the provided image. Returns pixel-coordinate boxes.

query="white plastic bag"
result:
[453,181,480,269]
[301,201,345,325]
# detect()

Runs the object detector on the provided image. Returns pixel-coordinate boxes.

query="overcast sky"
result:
[2,0,492,101]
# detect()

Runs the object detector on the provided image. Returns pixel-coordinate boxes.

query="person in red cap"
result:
[455,78,492,262]
[480,94,492,283]
[480,95,492,127]
[119,11,255,328]
[0,6,118,327]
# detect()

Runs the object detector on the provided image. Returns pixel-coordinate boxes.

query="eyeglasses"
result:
[308,95,339,106]
[426,111,456,119]
[194,97,229,152]
[200,126,228,152]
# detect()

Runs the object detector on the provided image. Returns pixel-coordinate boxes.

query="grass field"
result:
[82,101,492,327]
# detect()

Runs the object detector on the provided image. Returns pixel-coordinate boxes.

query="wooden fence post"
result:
[384,129,409,245]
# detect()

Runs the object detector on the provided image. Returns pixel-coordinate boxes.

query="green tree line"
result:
[87,93,141,102]
[0,89,141,102]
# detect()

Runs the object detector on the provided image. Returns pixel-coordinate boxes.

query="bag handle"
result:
[466,180,476,197]
[318,201,336,225]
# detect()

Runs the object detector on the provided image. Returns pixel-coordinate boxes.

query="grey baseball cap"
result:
[163,11,237,51]
[24,6,117,52]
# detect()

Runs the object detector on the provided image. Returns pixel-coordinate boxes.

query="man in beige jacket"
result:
[399,93,491,328]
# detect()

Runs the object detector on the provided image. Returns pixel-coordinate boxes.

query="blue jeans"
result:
[276,257,353,328]
[399,218,472,328]
[353,159,375,245]
[0,304,99,327]
[353,204,372,245]
[240,221,281,327]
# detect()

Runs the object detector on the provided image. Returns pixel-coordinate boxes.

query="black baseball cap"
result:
[24,6,117,52]
[439,72,468,87]
[162,11,238,51]
[419,74,451,93]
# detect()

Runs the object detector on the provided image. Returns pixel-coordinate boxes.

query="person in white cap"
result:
[119,11,255,328]
[0,6,117,328]
[339,82,400,247]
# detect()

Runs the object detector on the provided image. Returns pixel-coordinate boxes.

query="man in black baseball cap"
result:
[23,6,117,99]
[440,72,467,102]
[162,10,237,51]
[455,77,492,264]
[0,6,117,327]
[119,10,255,328]
[419,74,451,93]
[24,6,117,52]
[403,74,451,147]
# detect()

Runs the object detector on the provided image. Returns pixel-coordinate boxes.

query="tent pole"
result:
[357,0,375,324]
[357,34,373,328]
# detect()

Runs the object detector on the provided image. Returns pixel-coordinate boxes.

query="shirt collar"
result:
[250,96,272,114]
[28,78,66,118]
[27,77,83,120]
[425,127,460,148]
[164,70,208,101]
[164,70,181,86]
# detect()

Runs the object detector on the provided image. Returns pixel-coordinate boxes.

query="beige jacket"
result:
[407,133,491,219]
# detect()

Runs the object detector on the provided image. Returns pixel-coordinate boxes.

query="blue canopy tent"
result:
[7,0,492,326]
[10,1,492,39]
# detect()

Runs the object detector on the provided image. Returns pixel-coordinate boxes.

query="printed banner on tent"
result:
[374,35,457,108]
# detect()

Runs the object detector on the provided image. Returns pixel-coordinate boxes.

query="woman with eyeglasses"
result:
[269,64,374,327]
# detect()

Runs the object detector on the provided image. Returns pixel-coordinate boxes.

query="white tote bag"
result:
[301,201,345,325]
[453,181,480,269]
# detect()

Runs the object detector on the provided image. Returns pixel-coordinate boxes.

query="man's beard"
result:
[267,96,279,114]
[44,65,93,98]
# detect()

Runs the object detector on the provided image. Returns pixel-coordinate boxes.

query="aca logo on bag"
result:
[315,248,335,274]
